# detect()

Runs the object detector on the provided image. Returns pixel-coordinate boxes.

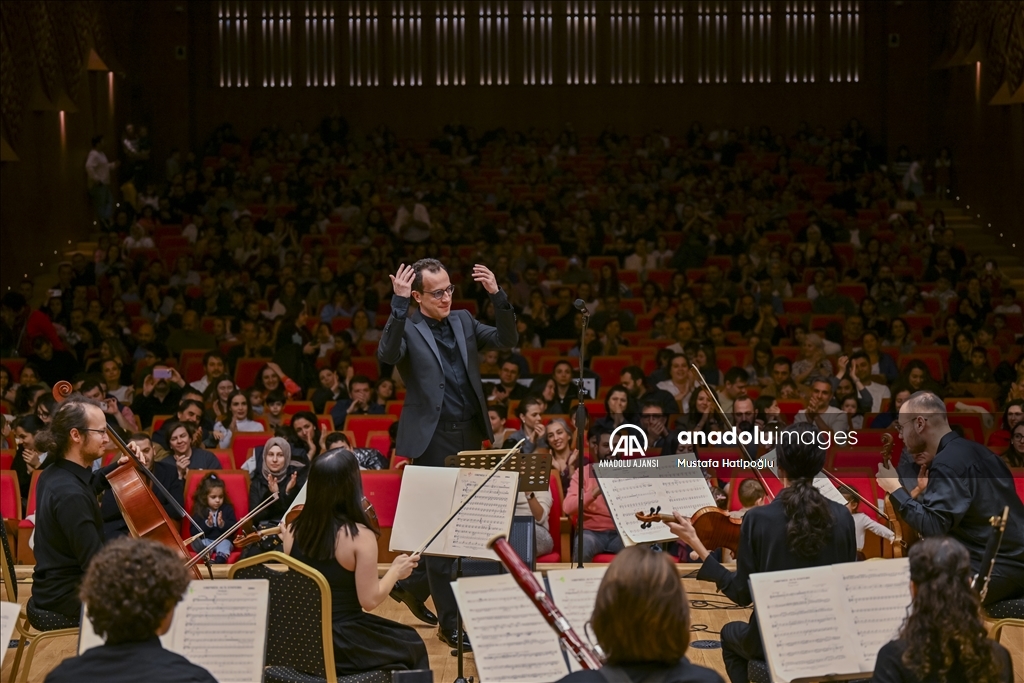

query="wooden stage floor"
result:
[4,564,1021,683]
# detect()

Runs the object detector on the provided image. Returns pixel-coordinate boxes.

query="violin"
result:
[635,505,742,554]
[234,497,380,549]
[881,432,918,558]
[53,381,204,580]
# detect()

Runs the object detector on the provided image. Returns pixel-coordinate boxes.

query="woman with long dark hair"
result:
[668,423,856,683]
[281,448,428,675]
[593,384,639,434]
[871,537,1012,683]
[1001,422,1024,468]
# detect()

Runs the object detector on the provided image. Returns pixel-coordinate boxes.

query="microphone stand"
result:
[575,306,590,568]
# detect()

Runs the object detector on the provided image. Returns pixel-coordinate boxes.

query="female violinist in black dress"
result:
[280,447,429,675]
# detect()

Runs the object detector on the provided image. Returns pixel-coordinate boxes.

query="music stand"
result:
[443,449,551,683]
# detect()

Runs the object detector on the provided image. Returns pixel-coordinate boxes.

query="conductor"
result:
[378,258,518,650]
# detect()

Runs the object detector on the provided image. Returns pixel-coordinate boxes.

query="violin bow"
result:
[53,381,208,538]
[689,364,776,502]
[412,438,526,556]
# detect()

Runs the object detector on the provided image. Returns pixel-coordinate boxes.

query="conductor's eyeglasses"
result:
[423,285,455,300]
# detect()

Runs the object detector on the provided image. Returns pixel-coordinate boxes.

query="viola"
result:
[52,381,204,580]
[635,505,742,554]
[234,497,380,549]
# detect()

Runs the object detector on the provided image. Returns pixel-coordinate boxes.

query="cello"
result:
[880,432,918,558]
[53,381,204,579]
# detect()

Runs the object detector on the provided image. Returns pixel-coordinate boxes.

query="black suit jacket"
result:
[377,290,518,459]
[697,496,857,657]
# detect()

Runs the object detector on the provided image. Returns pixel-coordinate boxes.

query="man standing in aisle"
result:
[378,259,518,651]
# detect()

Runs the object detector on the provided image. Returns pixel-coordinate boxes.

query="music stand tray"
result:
[446,450,551,492]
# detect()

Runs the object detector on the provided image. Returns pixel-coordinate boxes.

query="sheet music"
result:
[749,567,862,683]
[545,567,607,672]
[660,477,718,518]
[446,469,519,561]
[453,574,569,682]
[169,580,269,683]
[595,477,675,545]
[834,559,911,669]
[813,474,850,506]
[390,467,457,555]
[0,601,18,664]
[80,580,269,683]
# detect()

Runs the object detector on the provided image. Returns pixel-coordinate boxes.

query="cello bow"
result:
[53,381,205,579]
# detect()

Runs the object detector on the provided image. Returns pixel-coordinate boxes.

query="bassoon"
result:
[487,534,603,670]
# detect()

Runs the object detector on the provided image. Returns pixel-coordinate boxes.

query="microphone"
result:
[574,299,589,316]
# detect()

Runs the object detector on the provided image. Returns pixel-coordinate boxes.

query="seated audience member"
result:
[311,367,349,415]
[555,546,724,683]
[190,351,227,394]
[189,472,236,563]
[80,378,139,436]
[27,336,78,388]
[564,426,622,562]
[793,377,848,432]
[133,366,188,430]
[1001,422,1024,468]
[987,399,1024,450]
[487,403,514,448]
[958,346,995,383]
[669,423,855,683]
[487,359,529,403]
[545,417,580,494]
[11,414,46,504]
[514,474,555,556]
[212,390,264,448]
[503,395,548,454]
[792,334,833,386]
[330,375,385,426]
[43,538,216,683]
[593,384,640,433]
[291,411,325,462]
[152,399,206,450]
[730,479,766,519]
[871,537,1013,683]
[164,420,221,479]
[101,434,183,539]
[841,488,894,554]
[870,384,912,430]
[249,436,307,524]
[263,390,287,430]
[324,431,389,470]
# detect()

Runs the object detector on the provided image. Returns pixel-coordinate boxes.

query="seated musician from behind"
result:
[564,426,622,563]
[730,479,766,520]
[280,448,429,676]
[44,538,216,683]
[555,546,723,683]
[841,488,895,554]
[669,423,856,683]
[871,537,1013,683]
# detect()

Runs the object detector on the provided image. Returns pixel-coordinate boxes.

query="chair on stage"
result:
[229,551,430,683]
[985,597,1024,643]
[1,522,79,683]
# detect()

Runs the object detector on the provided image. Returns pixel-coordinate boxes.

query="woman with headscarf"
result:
[248,436,308,525]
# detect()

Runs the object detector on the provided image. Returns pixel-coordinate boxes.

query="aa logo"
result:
[610,424,649,458]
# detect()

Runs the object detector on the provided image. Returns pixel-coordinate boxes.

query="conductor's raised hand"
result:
[391,553,419,580]
[472,264,499,294]
[390,264,416,298]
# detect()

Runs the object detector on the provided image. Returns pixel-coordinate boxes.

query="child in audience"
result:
[247,387,265,416]
[191,473,237,563]
[730,479,766,519]
[488,402,513,447]
[264,390,286,430]
[958,347,995,383]
[842,489,895,553]
[840,395,864,429]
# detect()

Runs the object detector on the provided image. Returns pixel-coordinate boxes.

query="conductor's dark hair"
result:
[34,396,102,460]
[775,423,834,559]
[411,258,447,293]
[80,538,190,645]
[592,547,691,666]
[289,448,377,561]
[899,537,1004,683]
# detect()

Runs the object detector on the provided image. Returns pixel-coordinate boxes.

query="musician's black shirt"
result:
[871,637,1013,683]
[30,458,115,619]
[697,496,857,656]
[889,431,1024,590]
[43,636,217,683]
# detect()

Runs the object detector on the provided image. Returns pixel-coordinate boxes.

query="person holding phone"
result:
[133,365,188,430]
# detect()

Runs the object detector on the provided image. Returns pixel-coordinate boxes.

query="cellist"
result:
[28,396,131,628]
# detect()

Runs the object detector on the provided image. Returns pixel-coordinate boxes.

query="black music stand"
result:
[443,449,551,683]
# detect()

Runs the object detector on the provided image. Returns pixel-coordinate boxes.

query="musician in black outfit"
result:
[871,537,1013,683]
[44,538,216,683]
[29,397,129,627]
[100,433,183,539]
[669,423,857,683]
[556,546,724,683]
[877,391,1024,605]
